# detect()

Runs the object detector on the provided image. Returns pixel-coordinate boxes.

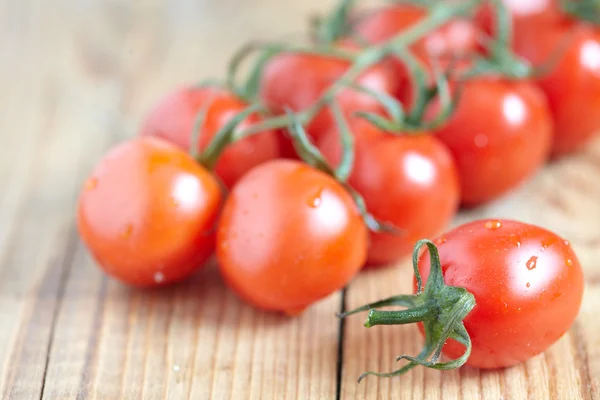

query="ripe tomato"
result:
[140,86,279,188]
[319,120,459,266]
[476,1,600,157]
[216,159,368,314]
[418,219,584,369]
[355,4,478,104]
[433,77,552,206]
[259,52,399,143]
[77,137,222,287]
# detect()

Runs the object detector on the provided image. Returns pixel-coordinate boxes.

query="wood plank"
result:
[341,137,600,400]
[33,0,344,399]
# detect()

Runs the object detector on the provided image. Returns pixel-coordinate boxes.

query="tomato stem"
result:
[560,0,600,24]
[339,239,476,381]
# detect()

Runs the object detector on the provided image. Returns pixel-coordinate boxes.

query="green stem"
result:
[365,305,436,327]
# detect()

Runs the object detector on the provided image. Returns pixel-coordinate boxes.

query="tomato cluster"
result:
[76,0,591,377]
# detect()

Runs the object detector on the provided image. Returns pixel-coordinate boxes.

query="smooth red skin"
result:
[434,78,552,206]
[417,219,584,369]
[318,120,460,266]
[259,53,399,143]
[140,86,280,188]
[355,4,478,104]
[216,159,368,314]
[77,137,222,287]
[477,1,600,157]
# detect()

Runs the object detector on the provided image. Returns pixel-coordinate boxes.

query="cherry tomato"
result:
[259,52,399,143]
[318,120,459,266]
[216,159,368,314]
[418,219,584,369]
[477,1,600,157]
[77,137,222,287]
[140,86,280,188]
[433,77,552,206]
[355,4,478,104]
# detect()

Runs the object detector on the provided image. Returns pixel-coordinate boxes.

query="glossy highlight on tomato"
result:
[259,52,399,142]
[434,77,553,206]
[141,86,280,188]
[417,219,584,369]
[216,159,368,314]
[319,120,460,265]
[77,137,223,287]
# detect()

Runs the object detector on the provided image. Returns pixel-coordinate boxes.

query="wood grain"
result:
[0,0,598,399]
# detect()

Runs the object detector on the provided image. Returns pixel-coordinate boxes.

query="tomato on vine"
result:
[259,52,399,143]
[141,86,280,188]
[216,159,368,315]
[433,76,553,206]
[341,219,584,379]
[77,137,223,287]
[319,119,460,266]
[354,4,478,104]
[477,0,600,157]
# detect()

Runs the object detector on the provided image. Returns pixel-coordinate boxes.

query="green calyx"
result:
[338,239,476,382]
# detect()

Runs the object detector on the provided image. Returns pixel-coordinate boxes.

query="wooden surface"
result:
[0,0,598,399]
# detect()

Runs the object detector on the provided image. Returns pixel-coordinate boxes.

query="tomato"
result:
[433,77,552,206]
[477,1,600,157]
[140,86,280,188]
[418,219,584,369]
[259,52,399,144]
[355,4,478,104]
[77,137,222,287]
[318,120,459,265]
[216,159,368,314]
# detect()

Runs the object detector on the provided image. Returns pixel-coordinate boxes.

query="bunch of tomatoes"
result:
[77,0,592,377]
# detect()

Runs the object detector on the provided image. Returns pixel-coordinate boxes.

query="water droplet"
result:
[485,220,502,230]
[154,272,165,283]
[173,365,181,372]
[508,234,521,248]
[120,224,133,239]
[526,256,538,270]
[516,307,522,313]
[307,187,324,208]
[85,177,98,191]
[526,282,531,288]
[501,302,509,314]
[542,237,557,248]
[474,134,489,148]
[565,258,573,267]
[435,237,447,245]
[552,292,562,300]
[564,240,571,246]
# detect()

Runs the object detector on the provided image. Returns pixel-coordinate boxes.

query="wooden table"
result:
[1,0,599,399]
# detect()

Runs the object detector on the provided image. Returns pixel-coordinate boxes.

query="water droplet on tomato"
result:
[565,258,573,267]
[508,234,521,248]
[541,237,557,248]
[526,256,538,270]
[501,302,509,313]
[526,282,531,288]
[552,292,562,300]
[564,240,570,246]
[85,178,98,191]
[516,307,522,313]
[120,224,133,239]
[154,272,165,283]
[484,220,502,230]
[308,187,324,208]
[435,237,447,245]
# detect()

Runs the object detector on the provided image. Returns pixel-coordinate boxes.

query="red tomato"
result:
[318,120,459,266]
[433,77,552,206]
[259,53,399,143]
[355,4,478,104]
[140,86,280,188]
[216,159,368,314]
[77,137,222,287]
[418,219,584,369]
[477,1,600,157]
